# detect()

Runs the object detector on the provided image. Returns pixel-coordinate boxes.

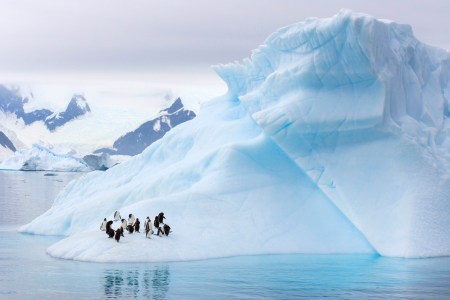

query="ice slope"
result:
[20,96,373,262]
[0,144,91,172]
[20,10,450,261]
[215,9,450,257]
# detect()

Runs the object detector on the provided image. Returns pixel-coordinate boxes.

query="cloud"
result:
[0,0,449,74]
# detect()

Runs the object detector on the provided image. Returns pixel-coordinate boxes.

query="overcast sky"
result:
[0,0,449,82]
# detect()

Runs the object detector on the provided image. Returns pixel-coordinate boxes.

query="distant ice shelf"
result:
[0,144,91,172]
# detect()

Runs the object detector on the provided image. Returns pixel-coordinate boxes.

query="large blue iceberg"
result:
[20,10,450,261]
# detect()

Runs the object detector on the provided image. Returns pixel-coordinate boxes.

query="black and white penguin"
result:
[127,224,134,234]
[128,213,136,226]
[163,224,171,237]
[157,226,164,237]
[145,218,153,239]
[121,219,127,236]
[100,218,107,231]
[154,216,160,229]
[106,220,114,238]
[158,212,165,224]
[134,218,140,233]
[114,228,121,242]
[144,216,149,229]
[114,211,121,222]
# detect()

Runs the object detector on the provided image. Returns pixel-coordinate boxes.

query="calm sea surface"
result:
[1,170,450,299]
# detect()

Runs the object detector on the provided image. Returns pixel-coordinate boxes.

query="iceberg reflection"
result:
[104,266,170,299]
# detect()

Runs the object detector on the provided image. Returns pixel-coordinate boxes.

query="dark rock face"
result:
[95,98,196,156]
[0,131,16,152]
[22,109,53,125]
[0,85,90,131]
[45,95,91,131]
[0,85,27,118]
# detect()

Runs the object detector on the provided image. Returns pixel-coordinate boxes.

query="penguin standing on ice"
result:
[146,218,153,239]
[114,228,122,242]
[121,219,127,236]
[154,215,160,230]
[127,214,136,233]
[100,218,107,231]
[144,217,149,230]
[134,218,141,233]
[158,212,165,224]
[114,211,121,222]
[106,220,115,238]
[128,214,136,225]
[163,224,171,237]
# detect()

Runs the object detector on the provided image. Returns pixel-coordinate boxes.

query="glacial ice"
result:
[0,144,91,172]
[20,10,450,261]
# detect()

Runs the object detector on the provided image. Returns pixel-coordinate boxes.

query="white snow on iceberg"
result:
[20,97,373,262]
[214,9,450,257]
[20,10,450,261]
[0,144,91,172]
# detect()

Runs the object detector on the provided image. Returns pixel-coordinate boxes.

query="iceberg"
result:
[0,144,91,172]
[20,10,450,261]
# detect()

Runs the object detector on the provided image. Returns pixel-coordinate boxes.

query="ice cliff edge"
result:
[215,9,450,257]
[215,9,450,131]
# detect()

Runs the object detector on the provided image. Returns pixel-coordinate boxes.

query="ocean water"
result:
[1,170,450,299]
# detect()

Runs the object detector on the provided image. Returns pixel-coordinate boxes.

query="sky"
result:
[0,0,449,84]
[1,0,450,151]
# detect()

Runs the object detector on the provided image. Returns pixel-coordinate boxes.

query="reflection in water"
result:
[104,270,124,298]
[152,266,170,300]
[104,266,170,299]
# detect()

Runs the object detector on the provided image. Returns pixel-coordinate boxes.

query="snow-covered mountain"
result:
[45,95,91,131]
[0,131,16,162]
[0,144,91,172]
[20,11,450,262]
[0,127,26,162]
[95,97,195,156]
[0,131,15,152]
[0,85,90,131]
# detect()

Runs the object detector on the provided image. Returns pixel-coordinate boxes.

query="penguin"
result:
[127,223,134,234]
[100,218,107,231]
[163,224,171,237]
[158,212,165,224]
[154,215,160,229]
[128,214,136,226]
[145,218,153,239]
[106,220,114,238]
[121,219,127,236]
[114,211,121,222]
[134,218,140,233]
[114,228,121,242]
[157,226,164,237]
[144,216,149,230]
